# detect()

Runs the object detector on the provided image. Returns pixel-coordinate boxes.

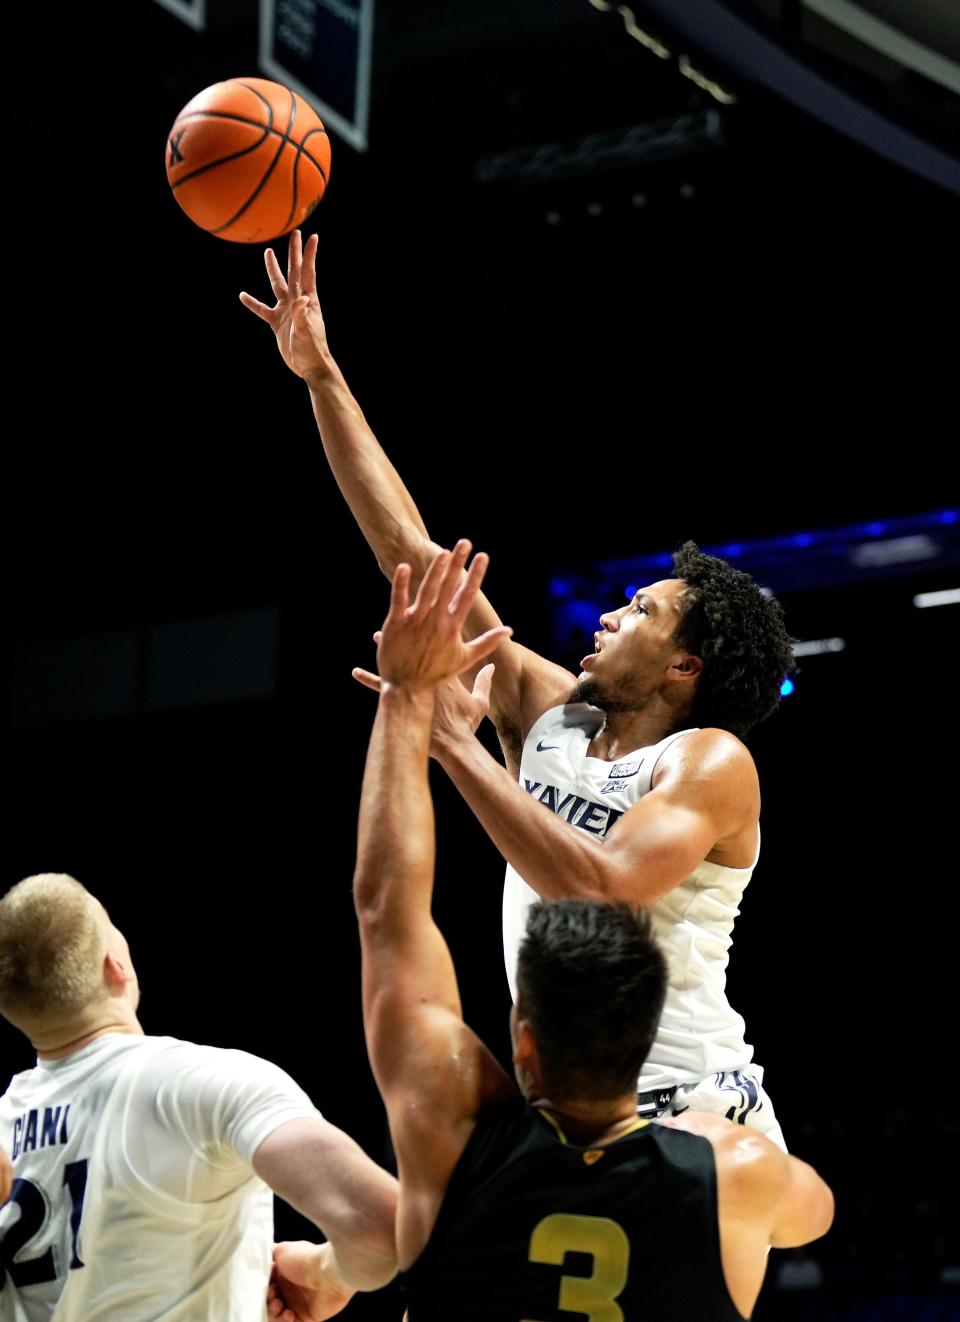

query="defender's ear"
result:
[103,951,133,991]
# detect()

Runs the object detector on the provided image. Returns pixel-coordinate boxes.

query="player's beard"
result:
[570,674,632,712]
[571,676,653,719]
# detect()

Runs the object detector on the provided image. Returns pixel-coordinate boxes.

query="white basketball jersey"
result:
[0,1033,319,1321]
[502,704,758,1091]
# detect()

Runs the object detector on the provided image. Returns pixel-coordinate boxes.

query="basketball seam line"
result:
[211,86,298,235]
[170,114,329,188]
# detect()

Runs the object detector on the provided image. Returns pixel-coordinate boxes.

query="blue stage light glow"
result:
[780,678,795,697]
[625,584,637,599]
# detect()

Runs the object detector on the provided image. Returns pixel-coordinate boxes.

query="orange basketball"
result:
[165,77,331,243]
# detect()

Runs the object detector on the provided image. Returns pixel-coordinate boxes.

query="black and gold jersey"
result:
[401,1097,745,1322]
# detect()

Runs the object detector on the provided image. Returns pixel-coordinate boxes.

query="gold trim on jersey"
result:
[535,1106,649,1161]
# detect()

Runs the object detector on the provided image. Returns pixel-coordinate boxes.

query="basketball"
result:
[165,77,331,243]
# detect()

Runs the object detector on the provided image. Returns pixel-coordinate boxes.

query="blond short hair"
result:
[0,874,107,1030]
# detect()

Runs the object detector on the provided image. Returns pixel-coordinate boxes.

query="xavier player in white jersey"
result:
[241,232,796,1149]
[0,873,398,1322]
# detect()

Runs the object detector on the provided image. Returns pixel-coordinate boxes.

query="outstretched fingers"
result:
[438,539,473,612]
[351,667,382,693]
[386,562,413,623]
[448,546,490,628]
[286,229,303,295]
[472,663,496,709]
[408,539,470,619]
[264,247,288,299]
[410,547,453,615]
[301,232,319,297]
[463,625,513,668]
[238,290,276,322]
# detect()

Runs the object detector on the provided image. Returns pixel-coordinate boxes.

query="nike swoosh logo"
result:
[672,1106,690,1115]
[536,739,560,752]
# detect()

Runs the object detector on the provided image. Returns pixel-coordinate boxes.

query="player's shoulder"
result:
[660,1112,788,1207]
[0,1063,40,1110]
[118,1037,280,1096]
[141,1037,292,1081]
[656,727,758,786]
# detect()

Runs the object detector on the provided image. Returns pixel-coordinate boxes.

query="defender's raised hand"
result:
[239,230,332,383]
[374,541,512,693]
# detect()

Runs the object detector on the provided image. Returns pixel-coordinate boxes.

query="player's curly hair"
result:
[672,541,794,739]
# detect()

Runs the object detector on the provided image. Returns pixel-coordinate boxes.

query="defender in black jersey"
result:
[402,1097,742,1322]
[269,544,833,1320]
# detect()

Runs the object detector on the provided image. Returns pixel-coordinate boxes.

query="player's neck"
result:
[535,1095,641,1147]
[589,702,691,761]
[36,1018,145,1061]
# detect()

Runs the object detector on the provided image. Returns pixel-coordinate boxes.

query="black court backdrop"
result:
[2,2,957,1317]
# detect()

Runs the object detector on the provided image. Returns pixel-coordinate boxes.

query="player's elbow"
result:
[352,857,395,925]
[805,1177,835,1243]
[353,866,378,922]
[330,1214,398,1292]
[770,1160,835,1248]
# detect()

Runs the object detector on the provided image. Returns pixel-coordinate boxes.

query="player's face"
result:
[573,578,694,709]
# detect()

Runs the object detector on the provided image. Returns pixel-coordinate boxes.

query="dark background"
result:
[3,1,958,1317]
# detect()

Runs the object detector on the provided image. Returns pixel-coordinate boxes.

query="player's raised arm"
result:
[353,543,516,1262]
[240,230,432,577]
[240,231,575,738]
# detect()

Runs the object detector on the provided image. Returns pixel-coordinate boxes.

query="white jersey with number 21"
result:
[0,1032,318,1321]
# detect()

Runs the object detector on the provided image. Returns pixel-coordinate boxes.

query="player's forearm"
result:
[436,736,619,902]
[354,685,438,919]
[256,1119,398,1290]
[304,358,435,579]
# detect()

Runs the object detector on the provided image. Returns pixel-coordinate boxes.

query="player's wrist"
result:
[303,355,338,389]
[430,725,475,765]
[379,680,437,712]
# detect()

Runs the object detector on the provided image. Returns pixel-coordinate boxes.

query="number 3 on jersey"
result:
[0,1158,88,1288]
[524,1212,631,1322]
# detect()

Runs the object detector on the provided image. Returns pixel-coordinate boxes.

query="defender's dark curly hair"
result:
[671,541,794,739]
[516,901,667,1102]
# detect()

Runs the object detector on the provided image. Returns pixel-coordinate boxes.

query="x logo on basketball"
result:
[168,131,186,166]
